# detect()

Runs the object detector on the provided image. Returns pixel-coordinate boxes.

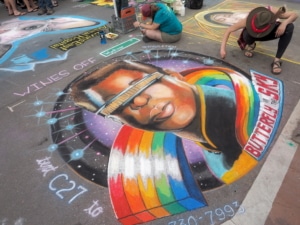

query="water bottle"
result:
[99,30,107,44]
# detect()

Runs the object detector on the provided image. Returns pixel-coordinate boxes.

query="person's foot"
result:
[28,7,38,13]
[142,36,153,43]
[13,11,27,16]
[244,43,256,58]
[38,8,47,15]
[271,59,282,75]
[46,8,54,15]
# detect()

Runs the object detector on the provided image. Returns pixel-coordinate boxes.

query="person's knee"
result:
[286,23,294,33]
[141,29,146,36]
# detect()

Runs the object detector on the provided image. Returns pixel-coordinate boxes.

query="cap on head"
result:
[246,7,278,38]
[141,4,152,20]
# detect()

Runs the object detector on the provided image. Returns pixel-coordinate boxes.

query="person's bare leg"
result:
[4,0,13,15]
[144,30,163,42]
[29,0,38,9]
[23,0,33,11]
[4,0,25,15]
[23,0,38,12]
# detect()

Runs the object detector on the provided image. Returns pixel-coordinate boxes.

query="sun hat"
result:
[246,6,283,38]
[141,4,152,20]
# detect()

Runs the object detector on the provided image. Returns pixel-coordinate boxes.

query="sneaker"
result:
[142,36,153,43]
[37,8,47,15]
[46,8,54,15]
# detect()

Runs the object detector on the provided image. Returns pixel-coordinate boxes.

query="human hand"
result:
[133,21,140,28]
[275,23,286,37]
[220,48,226,59]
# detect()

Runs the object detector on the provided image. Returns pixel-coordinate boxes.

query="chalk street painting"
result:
[33,49,283,224]
[0,16,106,72]
[183,0,299,63]
[183,0,258,43]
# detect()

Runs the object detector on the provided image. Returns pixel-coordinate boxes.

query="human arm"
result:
[133,21,160,30]
[271,6,298,37]
[220,18,246,59]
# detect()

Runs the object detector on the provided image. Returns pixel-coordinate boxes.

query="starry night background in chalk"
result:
[31,49,246,188]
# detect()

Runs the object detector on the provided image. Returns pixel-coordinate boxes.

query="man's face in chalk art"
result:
[210,12,248,26]
[0,18,97,44]
[92,68,197,131]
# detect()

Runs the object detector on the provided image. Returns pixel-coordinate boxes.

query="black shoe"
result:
[46,8,54,15]
[142,36,153,43]
[38,8,47,15]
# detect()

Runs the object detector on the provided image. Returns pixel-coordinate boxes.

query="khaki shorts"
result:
[161,32,182,43]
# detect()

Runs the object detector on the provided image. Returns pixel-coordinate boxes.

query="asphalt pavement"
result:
[0,0,299,224]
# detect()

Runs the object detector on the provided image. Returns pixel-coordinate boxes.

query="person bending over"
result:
[220,6,298,75]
